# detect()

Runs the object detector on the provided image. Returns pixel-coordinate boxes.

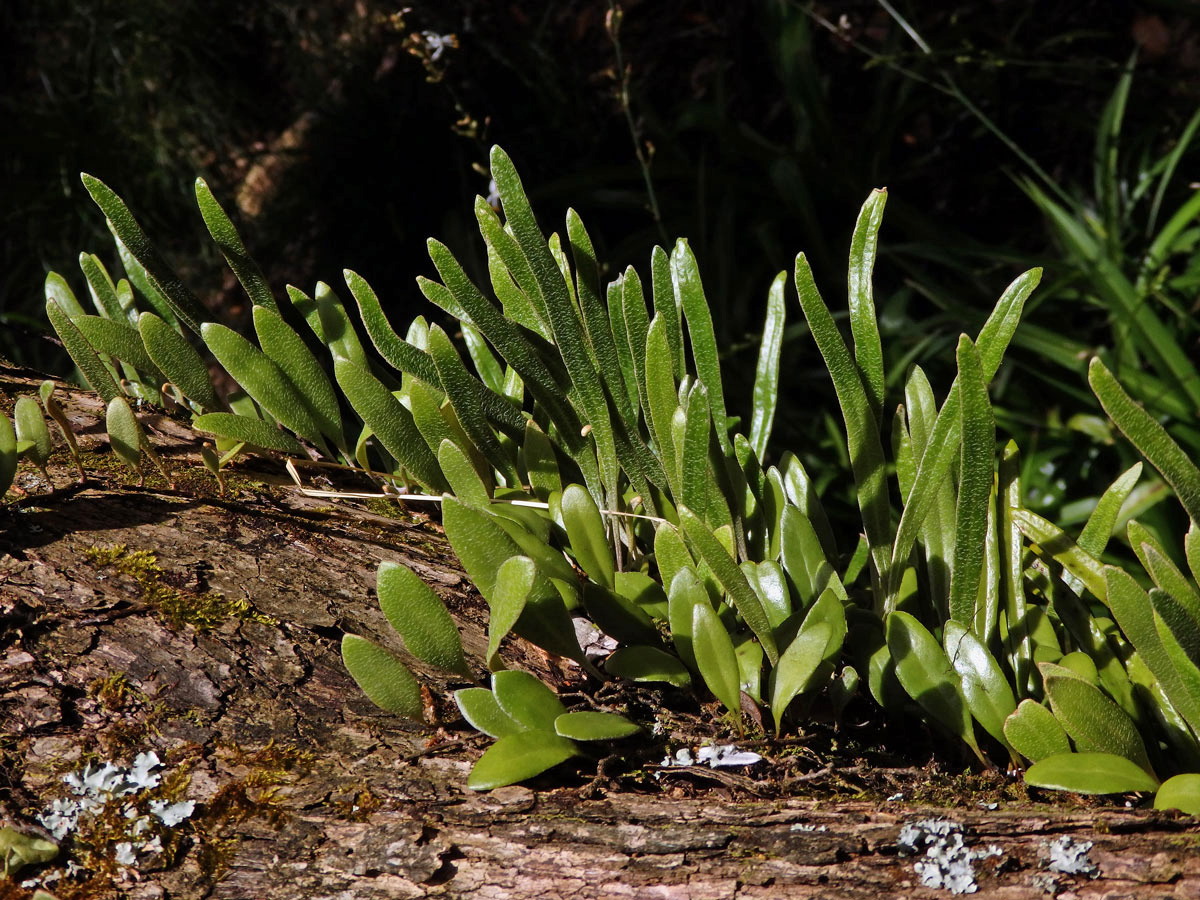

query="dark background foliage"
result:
[3,0,1198,502]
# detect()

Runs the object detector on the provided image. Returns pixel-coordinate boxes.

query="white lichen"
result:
[897,819,1002,894]
[1046,836,1098,877]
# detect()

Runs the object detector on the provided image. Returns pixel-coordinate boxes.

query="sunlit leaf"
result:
[680,505,778,664]
[886,610,979,754]
[466,730,579,791]
[691,601,743,727]
[80,173,207,334]
[333,356,445,490]
[138,312,221,411]
[1089,357,1200,525]
[455,687,524,738]
[554,710,641,740]
[1025,751,1158,794]
[341,634,424,720]
[192,413,304,456]
[1003,699,1071,763]
[561,483,615,588]
[195,177,278,312]
[377,561,470,678]
[770,622,832,734]
[492,669,566,732]
[1154,774,1200,815]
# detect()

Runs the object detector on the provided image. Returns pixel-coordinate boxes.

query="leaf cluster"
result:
[30,147,1200,810]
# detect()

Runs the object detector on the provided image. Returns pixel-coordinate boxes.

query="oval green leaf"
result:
[377,561,470,678]
[466,730,579,791]
[554,710,641,741]
[1025,751,1159,794]
[492,669,566,732]
[455,687,524,739]
[341,634,424,721]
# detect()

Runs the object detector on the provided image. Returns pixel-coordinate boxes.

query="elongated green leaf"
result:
[1154,774,1200,814]
[341,634,424,720]
[377,561,470,678]
[672,239,730,454]
[770,622,832,733]
[566,209,633,422]
[680,506,778,664]
[467,730,579,790]
[888,268,1042,602]
[561,483,615,588]
[1154,605,1200,735]
[438,438,491,505]
[345,269,437,383]
[422,244,581,450]
[742,560,791,631]
[1025,752,1159,794]
[490,148,618,503]
[333,357,445,490]
[886,610,978,754]
[46,300,121,404]
[794,252,890,596]
[1077,462,1142,557]
[0,414,17,497]
[645,315,680,497]
[944,621,1016,750]
[192,413,305,455]
[492,669,566,732]
[203,322,328,453]
[691,601,743,726]
[905,365,956,606]
[1004,699,1071,763]
[1042,665,1152,772]
[1188,525,1200,587]
[137,312,220,411]
[487,556,536,670]
[195,178,278,312]
[455,687,524,738]
[749,271,786,461]
[1104,565,1200,733]
[1089,357,1200,525]
[253,306,344,449]
[779,504,846,609]
[949,335,994,625]
[608,277,641,420]
[45,271,86,318]
[681,382,712,518]
[847,189,887,422]
[80,173,207,334]
[555,710,641,740]
[521,420,561,501]
[1012,508,1107,600]
[79,253,125,321]
[666,566,705,672]
[650,244,685,380]
[15,397,52,469]
[620,266,651,419]
[1139,539,1200,629]
[996,447,1030,696]
[69,315,161,382]
[605,645,691,687]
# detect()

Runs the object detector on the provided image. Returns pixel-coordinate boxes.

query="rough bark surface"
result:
[2,364,1199,900]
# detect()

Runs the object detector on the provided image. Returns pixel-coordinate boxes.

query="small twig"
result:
[606,1,669,245]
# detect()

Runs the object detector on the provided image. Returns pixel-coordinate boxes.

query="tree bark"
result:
[2,364,1198,900]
